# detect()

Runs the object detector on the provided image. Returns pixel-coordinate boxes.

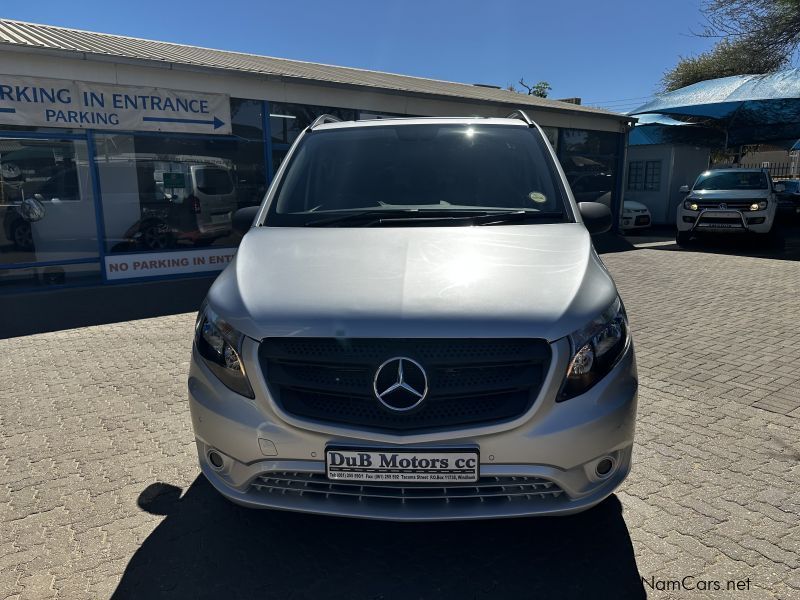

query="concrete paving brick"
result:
[0,242,798,598]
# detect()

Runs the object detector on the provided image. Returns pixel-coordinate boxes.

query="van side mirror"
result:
[233,206,260,235]
[679,185,690,193]
[578,202,612,235]
[774,183,785,193]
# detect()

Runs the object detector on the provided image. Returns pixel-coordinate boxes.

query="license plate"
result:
[697,222,742,229]
[706,211,740,219]
[325,448,479,482]
[210,213,229,224]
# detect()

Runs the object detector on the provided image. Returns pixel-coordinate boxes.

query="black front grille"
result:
[251,472,566,503]
[259,338,551,432]
[696,200,758,209]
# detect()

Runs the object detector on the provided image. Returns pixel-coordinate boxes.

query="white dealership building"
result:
[0,19,630,290]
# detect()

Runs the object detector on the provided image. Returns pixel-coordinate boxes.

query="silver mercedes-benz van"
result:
[187,112,638,521]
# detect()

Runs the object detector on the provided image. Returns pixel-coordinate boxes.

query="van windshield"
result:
[265,124,571,227]
[693,171,768,191]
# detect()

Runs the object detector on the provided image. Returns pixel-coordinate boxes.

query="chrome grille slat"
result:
[695,200,760,209]
[254,472,555,491]
[252,482,563,501]
[251,473,566,503]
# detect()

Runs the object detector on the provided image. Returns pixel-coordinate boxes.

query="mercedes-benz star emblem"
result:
[373,357,429,412]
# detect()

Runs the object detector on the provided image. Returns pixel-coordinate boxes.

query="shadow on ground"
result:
[0,275,214,338]
[622,223,800,262]
[592,231,637,255]
[112,478,645,600]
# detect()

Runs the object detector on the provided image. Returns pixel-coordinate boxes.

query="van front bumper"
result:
[187,337,638,521]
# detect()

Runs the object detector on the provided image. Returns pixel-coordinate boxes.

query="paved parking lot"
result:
[1,238,799,599]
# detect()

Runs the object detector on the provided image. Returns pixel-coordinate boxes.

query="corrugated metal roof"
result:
[0,19,625,120]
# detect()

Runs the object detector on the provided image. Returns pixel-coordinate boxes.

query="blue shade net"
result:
[629,69,800,146]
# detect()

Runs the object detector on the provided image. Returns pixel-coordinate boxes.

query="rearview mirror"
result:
[578,202,612,235]
[233,206,260,235]
[679,185,690,193]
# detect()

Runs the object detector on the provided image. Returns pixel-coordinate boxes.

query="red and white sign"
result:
[104,248,236,280]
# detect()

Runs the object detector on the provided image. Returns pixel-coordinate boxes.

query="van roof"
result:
[311,116,531,132]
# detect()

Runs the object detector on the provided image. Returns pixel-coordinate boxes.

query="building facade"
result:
[626,144,710,225]
[0,20,631,292]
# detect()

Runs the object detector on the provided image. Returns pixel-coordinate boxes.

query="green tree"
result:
[515,78,552,98]
[662,0,800,91]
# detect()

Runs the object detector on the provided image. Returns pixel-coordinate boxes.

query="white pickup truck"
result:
[676,168,782,247]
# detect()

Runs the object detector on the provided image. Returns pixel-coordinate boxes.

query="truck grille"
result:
[259,338,551,432]
[695,200,757,210]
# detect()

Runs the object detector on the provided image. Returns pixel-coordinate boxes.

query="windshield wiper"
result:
[304,209,482,227]
[305,209,565,227]
[471,210,565,225]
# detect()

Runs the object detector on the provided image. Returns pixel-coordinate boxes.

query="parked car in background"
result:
[775,178,800,222]
[620,201,651,231]
[676,168,780,247]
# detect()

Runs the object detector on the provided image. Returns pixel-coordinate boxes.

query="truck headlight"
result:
[749,201,767,211]
[683,200,699,211]
[560,297,630,401]
[194,304,254,398]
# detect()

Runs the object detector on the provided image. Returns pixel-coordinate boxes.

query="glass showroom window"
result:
[94,133,266,253]
[558,129,620,206]
[270,102,356,146]
[541,126,559,153]
[272,149,288,178]
[0,136,101,288]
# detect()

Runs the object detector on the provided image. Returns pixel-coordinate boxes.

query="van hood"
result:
[208,224,618,342]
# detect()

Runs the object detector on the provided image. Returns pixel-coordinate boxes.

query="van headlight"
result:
[194,304,254,398]
[560,297,630,401]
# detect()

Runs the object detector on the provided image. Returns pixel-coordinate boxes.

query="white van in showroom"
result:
[676,168,782,247]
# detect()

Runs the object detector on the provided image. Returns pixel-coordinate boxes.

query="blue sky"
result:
[3,0,714,113]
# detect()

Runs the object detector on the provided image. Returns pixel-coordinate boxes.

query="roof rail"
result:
[506,110,535,127]
[309,114,343,128]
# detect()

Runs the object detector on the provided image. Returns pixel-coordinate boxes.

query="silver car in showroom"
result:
[188,113,638,521]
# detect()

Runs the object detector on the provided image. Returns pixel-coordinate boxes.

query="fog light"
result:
[595,457,615,477]
[207,450,225,470]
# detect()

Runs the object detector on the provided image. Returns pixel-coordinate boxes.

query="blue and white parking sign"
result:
[0,75,232,134]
